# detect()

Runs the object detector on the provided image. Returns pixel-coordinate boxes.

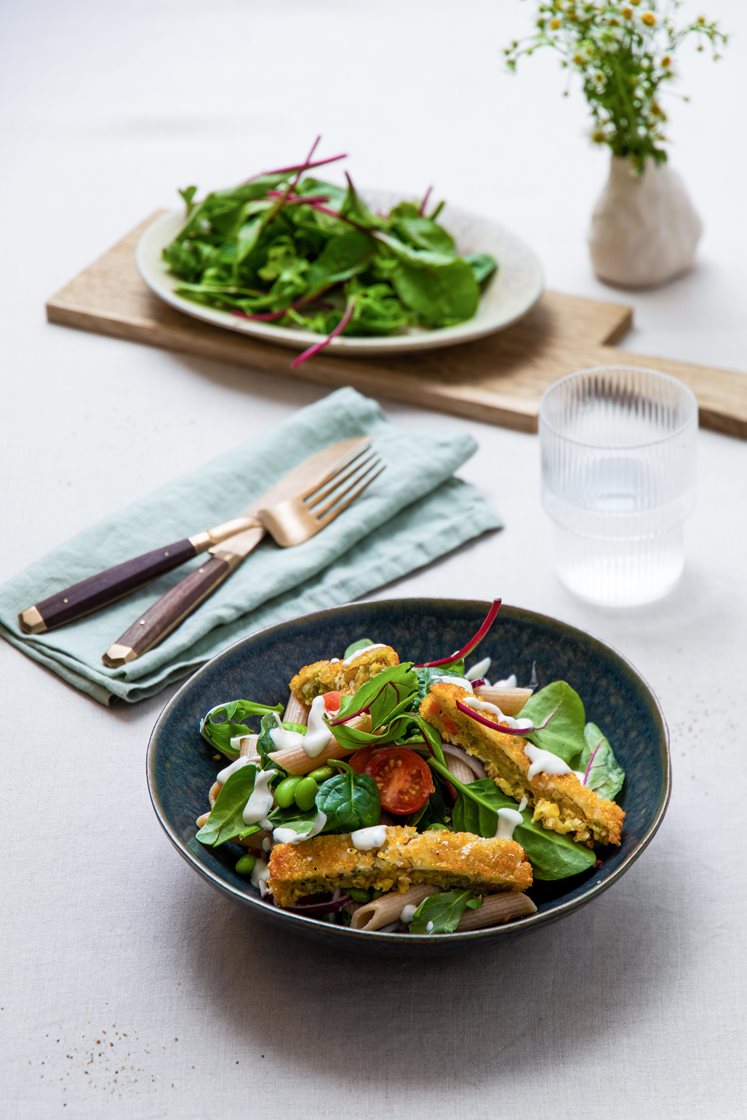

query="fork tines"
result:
[305,443,385,525]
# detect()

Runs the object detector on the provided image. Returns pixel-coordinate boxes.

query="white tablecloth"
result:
[2,2,746,1117]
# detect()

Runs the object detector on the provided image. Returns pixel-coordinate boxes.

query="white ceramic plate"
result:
[136,190,544,356]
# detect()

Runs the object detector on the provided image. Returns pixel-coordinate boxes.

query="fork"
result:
[102,444,385,666]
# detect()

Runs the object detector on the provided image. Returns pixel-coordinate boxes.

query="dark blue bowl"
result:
[147,599,670,952]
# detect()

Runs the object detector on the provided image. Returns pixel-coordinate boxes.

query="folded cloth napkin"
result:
[0,388,501,704]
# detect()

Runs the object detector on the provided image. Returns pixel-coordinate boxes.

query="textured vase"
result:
[589,156,703,288]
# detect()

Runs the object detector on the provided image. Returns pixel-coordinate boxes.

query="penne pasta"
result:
[282,694,309,726]
[473,686,533,715]
[208,780,221,808]
[350,885,437,931]
[268,714,373,775]
[239,734,260,759]
[455,892,536,931]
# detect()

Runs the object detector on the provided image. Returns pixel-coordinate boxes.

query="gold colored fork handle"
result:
[102,554,240,667]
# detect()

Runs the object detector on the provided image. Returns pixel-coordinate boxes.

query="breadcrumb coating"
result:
[290,645,400,704]
[268,825,532,907]
[420,683,624,847]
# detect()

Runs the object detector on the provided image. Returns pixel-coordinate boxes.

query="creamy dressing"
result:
[350,825,388,851]
[250,858,270,897]
[216,756,252,784]
[524,744,572,781]
[342,643,386,666]
[425,921,434,933]
[574,771,587,784]
[465,656,492,682]
[518,796,528,813]
[493,673,518,689]
[242,769,277,824]
[495,807,524,841]
[273,810,328,846]
[461,695,533,731]
[400,903,418,924]
[433,674,474,692]
[268,695,334,758]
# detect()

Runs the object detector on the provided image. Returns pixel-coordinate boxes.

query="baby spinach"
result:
[200,699,284,759]
[162,151,498,364]
[579,723,625,800]
[330,663,420,749]
[519,681,587,766]
[195,765,262,847]
[409,890,482,934]
[315,762,380,833]
[342,637,375,660]
[435,766,596,881]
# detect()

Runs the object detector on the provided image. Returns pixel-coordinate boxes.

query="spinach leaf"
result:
[389,253,480,327]
[195,765,261,847]
[306,229,376,294]
[393,216,456,255]
[315,763,381,832]
[438,767,596,881]
[579,723,625,801]
[409,890,481,934]
[330,664,420,749]
[520,681,587,766]
[200,700,284,759]
[342,637,375,659]
[466,252,498,288]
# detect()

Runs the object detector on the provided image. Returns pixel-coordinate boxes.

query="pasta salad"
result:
[194,601,626,935]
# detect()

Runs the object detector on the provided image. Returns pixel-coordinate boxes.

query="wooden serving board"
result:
[46,212,747,438]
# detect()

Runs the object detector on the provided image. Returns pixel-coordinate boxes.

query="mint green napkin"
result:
[0,388,501,703]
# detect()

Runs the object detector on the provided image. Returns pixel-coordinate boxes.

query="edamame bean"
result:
[426,823,450,831]
[235,853,257,875]
[308,766,334,783]
[293,776,318,811]
[348,888,373,903]
[274,776,301,808]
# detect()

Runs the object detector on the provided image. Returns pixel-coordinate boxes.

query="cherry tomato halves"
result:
[322,691,342,712]
[364,748,435,815]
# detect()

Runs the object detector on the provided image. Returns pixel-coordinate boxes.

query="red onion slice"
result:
[283,893,352,916]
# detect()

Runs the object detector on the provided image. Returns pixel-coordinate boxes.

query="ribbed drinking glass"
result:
[539,366,698,607]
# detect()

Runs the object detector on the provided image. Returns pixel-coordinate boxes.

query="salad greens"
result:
[162,142,498,366]
[409,890,482,935]
[315,761,381,832]
[580,723,625,800]
[200,700,284,759]
[195,765,262,847]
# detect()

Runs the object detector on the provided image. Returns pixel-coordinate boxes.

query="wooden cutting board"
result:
[46,211,747,438]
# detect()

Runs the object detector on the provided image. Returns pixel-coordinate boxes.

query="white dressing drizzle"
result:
[524,745,572,781]
[242,769,277,824]
[574,771,587,784]
[250,858,270,897]
[342,643,387,666]
[268,695,334,759]
[216,756,252,784]
[493,673,518,688]
[400,903,418,924]
[461,695,534,732]
[433,674,474,692]
[518,796,528,813]
[273,810,328,846]
[466,656,492,681]
[495,807,524,841]
[350,825,388,851]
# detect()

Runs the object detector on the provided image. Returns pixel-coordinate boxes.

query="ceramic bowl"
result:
[147,599,670,953]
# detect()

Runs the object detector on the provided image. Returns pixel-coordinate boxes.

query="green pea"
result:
[426,823,450,831]
[293,776,319,811]
[235,853,257,876]
[274,776,301,808]
[348,888,373,903]
[308,766,334,783]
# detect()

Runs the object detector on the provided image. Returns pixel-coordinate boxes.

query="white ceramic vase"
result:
[588,156,703,288]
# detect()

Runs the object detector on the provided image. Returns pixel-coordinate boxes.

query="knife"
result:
[100,436,370,667]
[18,436,369,636]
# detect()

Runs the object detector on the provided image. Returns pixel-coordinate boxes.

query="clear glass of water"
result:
[539,366,698,607]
